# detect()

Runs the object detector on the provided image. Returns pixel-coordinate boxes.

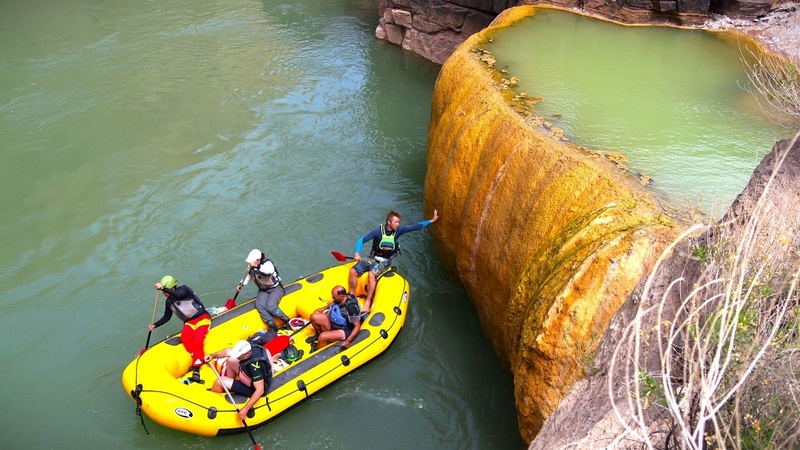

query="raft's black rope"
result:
[134,397,150,436]
[131,354,151,435]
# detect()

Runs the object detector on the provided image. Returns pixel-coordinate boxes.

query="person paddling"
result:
[207,340,274,421]
[149,275,211,384]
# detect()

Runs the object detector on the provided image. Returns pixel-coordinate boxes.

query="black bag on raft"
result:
[248,329,277,347]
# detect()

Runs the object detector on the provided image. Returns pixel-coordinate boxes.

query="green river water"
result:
[1,2,786,449]
[0,1,519,449]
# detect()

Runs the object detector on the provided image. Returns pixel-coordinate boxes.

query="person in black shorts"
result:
[207,340,273,420]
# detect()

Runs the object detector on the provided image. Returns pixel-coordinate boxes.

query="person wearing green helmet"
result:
[149,275,211,384]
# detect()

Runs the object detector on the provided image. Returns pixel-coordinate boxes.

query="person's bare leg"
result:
[348,267,358,295]
[309,313,320,335]
[363,271,377,312]
[211,375,234,393]
[223,357,240,378]
[309,311,330,337]
[317,329,346,348]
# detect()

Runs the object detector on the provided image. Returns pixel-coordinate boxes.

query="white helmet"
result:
[245,249,262,264]
[229,340,252,359]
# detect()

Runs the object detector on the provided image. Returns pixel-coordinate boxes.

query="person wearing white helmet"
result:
[207,340,274,421]
[149,275,210,384]
[237,249,291,332]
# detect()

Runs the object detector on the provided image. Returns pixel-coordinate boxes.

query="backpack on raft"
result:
[329,294,362,327]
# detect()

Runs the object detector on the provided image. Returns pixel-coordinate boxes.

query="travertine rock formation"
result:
[423,6,680,440]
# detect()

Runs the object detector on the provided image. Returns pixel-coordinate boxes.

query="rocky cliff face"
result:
[530,134,800,449]
[555,0,772,24]
[375,0,502,64]
[375,0,778,64]
[422,6,681,441]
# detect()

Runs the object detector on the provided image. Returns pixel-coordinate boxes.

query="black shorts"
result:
[231,380,256,397]
[231,376,271,397]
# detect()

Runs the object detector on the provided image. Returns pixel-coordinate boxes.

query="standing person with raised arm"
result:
[238,249,291,332]
[349,209,439,311]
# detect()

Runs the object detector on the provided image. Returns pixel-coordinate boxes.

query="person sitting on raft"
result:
[308,285,363,352]
[207,340,274,421]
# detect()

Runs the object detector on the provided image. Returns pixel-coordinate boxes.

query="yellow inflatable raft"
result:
[121,261,409,436]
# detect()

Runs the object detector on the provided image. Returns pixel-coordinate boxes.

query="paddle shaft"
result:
[226,267,250,309]
[207,362,261,450]
[233,265,250,298]
[143,290,159,351]
[239,266,251,291]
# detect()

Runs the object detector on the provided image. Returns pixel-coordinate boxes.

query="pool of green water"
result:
[484,8,788,217]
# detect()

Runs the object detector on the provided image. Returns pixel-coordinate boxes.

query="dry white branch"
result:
[609,132,800,449]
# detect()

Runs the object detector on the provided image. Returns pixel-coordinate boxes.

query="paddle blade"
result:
[139,348,147,356]
[264,335,291,355]
[225,298,236,309]
[331,251,348,261]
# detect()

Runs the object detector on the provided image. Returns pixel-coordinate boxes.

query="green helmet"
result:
[282,344,301,362]
[160,275,177,289]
